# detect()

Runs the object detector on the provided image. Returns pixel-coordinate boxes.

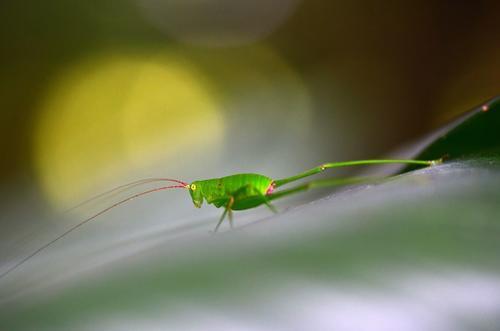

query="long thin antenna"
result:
[65,178,189,213]
[0,184,187,280]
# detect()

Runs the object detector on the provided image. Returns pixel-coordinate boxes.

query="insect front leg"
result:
[214,208,228,233]
[214,196,234,233]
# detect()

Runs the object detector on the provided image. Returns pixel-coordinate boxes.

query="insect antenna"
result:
[0,184,187,280]
[65,178,189,213]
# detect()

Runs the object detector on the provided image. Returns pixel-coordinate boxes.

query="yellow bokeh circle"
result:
[34,51,224,209]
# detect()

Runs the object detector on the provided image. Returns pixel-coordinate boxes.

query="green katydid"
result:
[0,158,439,279]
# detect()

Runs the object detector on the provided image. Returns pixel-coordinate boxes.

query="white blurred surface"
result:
[1,162,500,330]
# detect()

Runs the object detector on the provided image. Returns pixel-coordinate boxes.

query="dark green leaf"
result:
[403,96,500,172]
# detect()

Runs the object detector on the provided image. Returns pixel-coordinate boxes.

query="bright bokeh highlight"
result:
[34,51,224,208]
[138,0,301,46]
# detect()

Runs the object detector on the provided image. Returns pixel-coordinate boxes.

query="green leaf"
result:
[403,96,500,172]
[1,97,500,331]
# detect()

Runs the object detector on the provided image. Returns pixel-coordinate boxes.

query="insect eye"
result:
[190,184,197,190]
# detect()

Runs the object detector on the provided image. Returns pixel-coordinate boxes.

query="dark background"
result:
[0,0,499,208]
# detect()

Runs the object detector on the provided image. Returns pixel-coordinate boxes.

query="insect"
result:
[0,158,439,279]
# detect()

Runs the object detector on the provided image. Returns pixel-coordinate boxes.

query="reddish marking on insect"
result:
[482,104,489,112]
[266,181,276,195]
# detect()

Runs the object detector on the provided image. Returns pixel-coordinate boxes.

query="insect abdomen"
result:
[223,173,272,195]
[199,173,273,206]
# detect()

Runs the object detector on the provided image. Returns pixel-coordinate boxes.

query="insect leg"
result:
[273,159,439,187]
[269,176,385,201]
[214,196,234,233]
[244,185,278,213]
[260,195,277,213]
[214,209,228,233]
[228,209,234,229]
